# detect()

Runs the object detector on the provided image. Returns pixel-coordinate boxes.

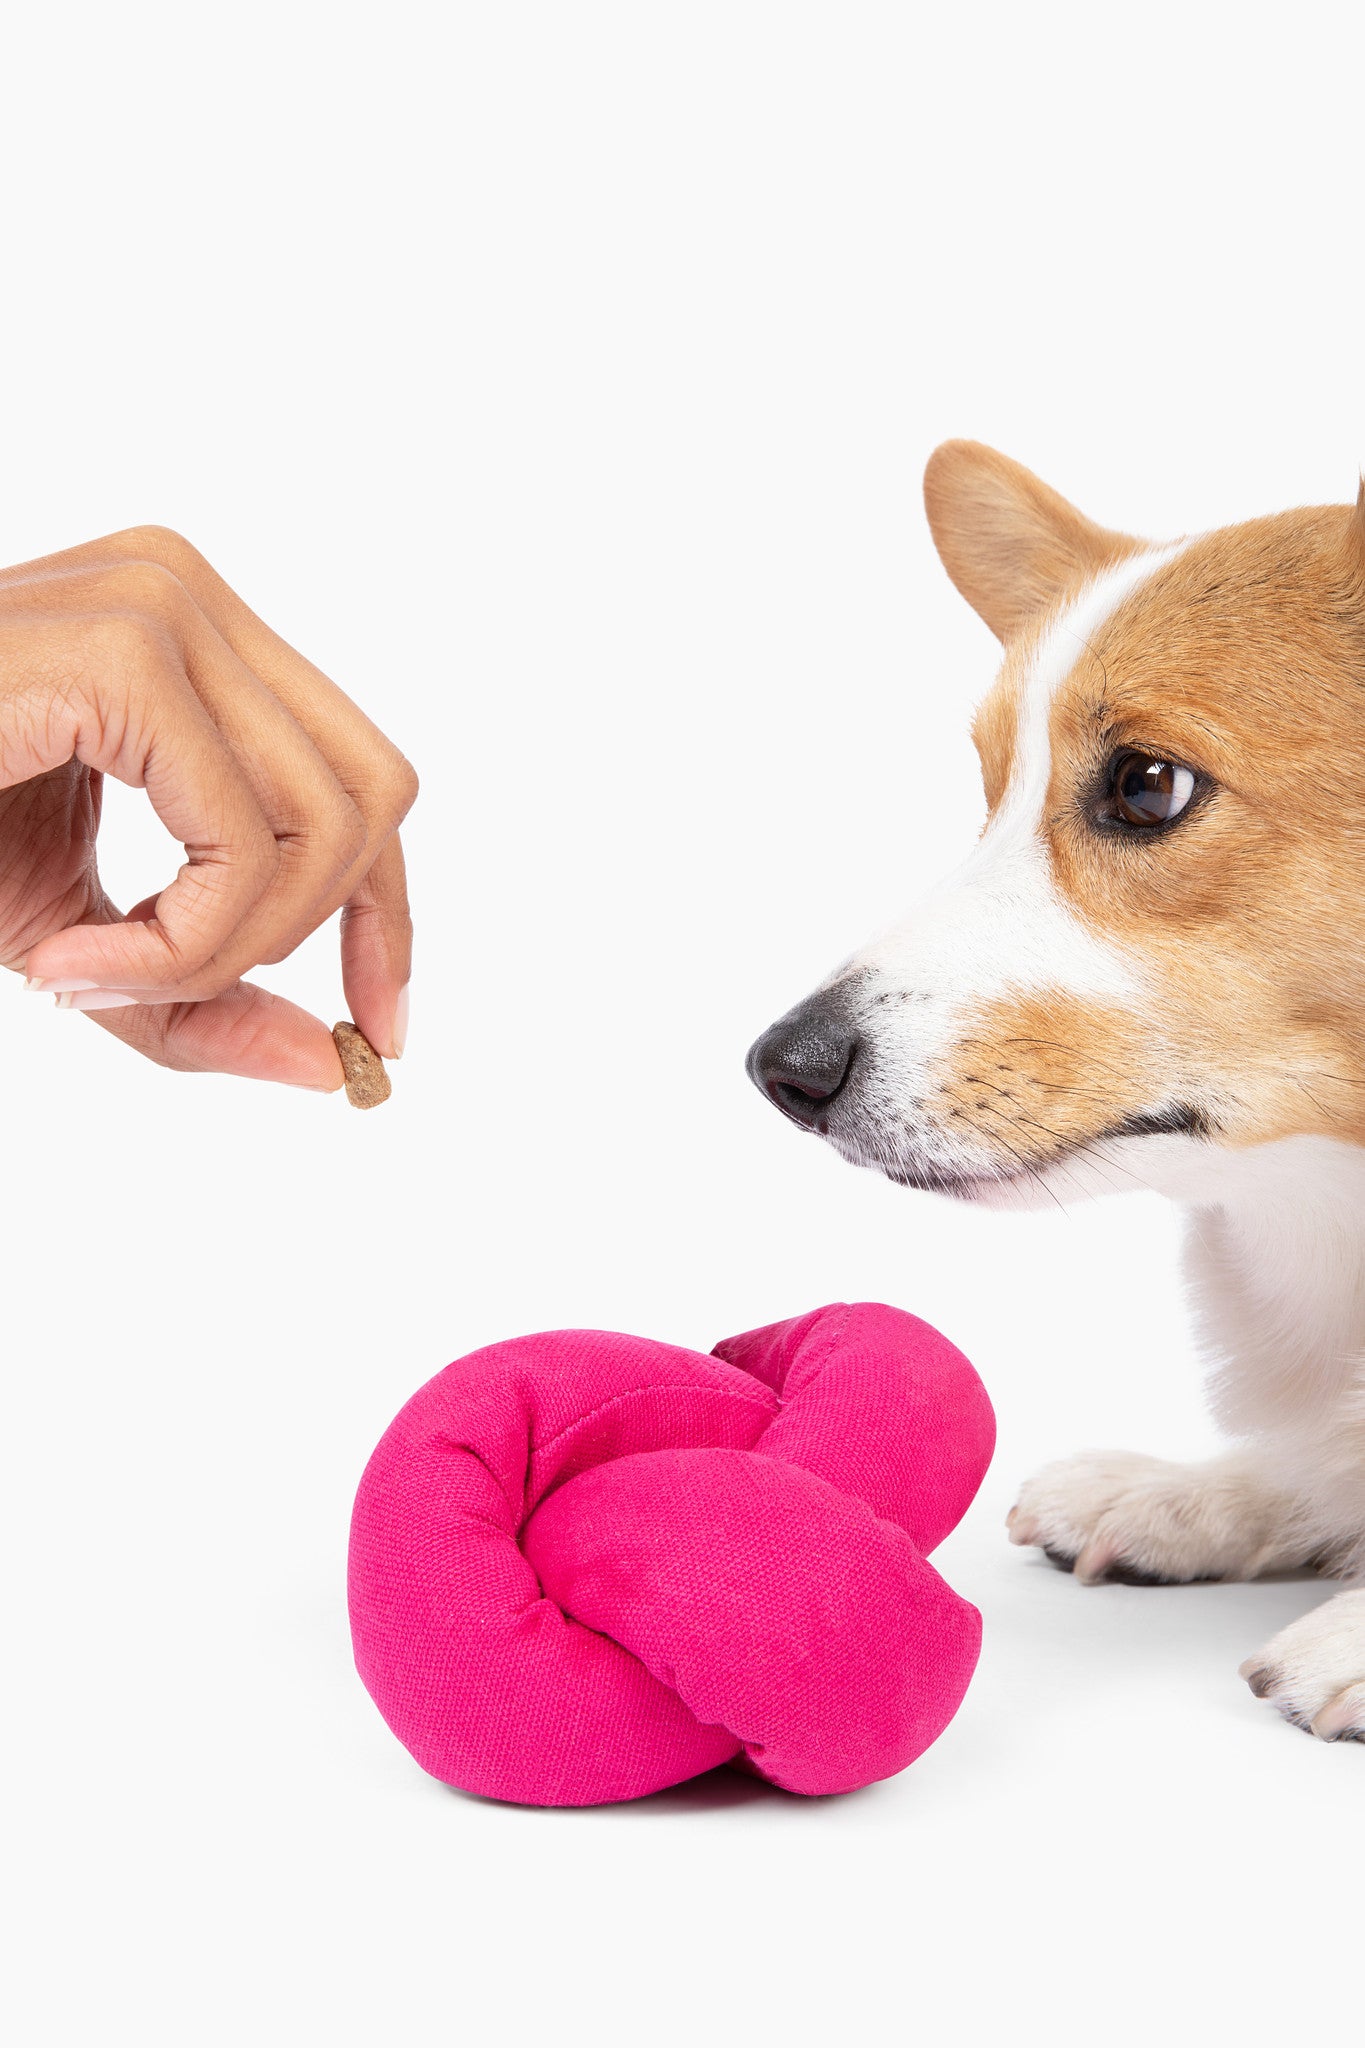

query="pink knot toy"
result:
[349,1301,994,1806]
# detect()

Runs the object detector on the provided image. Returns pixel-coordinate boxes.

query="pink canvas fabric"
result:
[349,1301,995,1806]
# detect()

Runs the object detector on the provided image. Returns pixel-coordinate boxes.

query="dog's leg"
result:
[1240,1589,1365,1741]
[1011,1190,1365,1588]
[1006,1446,1307,1585]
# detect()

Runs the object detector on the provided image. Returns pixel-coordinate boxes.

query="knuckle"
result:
[161,852,279,988]
[108,525,205,581]
[167,960,241,1003]
[375,747,419,822]
[106,558,189,625]
[206,990,286,1064]
[142,921,216,991]
[340,894,412,948]
[131,991,264,1069]
[210,822,279,901]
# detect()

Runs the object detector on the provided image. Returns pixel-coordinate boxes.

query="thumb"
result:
[84,978,346,1090]
[64,889,344,1089]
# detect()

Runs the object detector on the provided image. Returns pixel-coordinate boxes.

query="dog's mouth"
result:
[747,997,1216,1201]
[1095,1105,1211,1143]
[835,1099,1213,1203]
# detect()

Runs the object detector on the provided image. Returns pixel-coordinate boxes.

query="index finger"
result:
[339,832,413,1059]
[19,611,281,993]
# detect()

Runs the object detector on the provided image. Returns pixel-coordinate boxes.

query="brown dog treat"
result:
[333,1021,392,1109]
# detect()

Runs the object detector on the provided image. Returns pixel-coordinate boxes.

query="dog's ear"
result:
[923,441,1142,642]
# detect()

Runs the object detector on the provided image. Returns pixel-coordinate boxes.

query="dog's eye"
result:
[1110,751,1197,828]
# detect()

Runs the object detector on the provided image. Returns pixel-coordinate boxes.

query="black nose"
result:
[746,999,860,1128]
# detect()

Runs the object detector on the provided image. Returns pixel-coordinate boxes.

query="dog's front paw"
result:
[1240,1591,1365,1741]
[1008,1450,1292,1586]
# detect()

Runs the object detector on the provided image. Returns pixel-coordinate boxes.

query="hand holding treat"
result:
[0,526,416,1090]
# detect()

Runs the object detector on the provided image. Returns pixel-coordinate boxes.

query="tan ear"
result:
[923,440,1144,642]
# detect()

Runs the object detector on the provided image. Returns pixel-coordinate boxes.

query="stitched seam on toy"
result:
[531,1383,776,1457]
[764,1301,854,1420]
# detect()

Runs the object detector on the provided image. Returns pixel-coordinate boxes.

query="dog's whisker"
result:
[1011,1115,1156,1201]
[962,1101,1102,1211]
[978,1125,1073,1217]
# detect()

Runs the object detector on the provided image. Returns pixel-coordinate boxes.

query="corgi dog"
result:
[746,442,1365,1742]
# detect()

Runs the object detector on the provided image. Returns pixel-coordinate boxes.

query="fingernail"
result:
[26,976,101,993]
[54,990,138,1011]
[391,982,410,1059]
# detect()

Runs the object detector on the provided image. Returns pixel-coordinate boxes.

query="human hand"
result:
[0,525,417,1089]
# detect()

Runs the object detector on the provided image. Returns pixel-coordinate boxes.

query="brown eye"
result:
[1110,751,1197,827]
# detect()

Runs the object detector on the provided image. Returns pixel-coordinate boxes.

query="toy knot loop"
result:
[349,1301,994,1805]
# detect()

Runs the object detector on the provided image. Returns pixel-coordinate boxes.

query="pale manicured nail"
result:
[391,982,410,1058]
[55,990,139,1011]
[26,976,101,993]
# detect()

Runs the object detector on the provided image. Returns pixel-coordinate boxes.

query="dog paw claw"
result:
[1008,1450,1286,1587]
[1310,1682,1365,1742]
[1238,1659,1275,1699]
[1241,1593,1365,1742]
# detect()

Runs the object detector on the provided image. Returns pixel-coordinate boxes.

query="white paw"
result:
[1007,1449,1292,1587]
[1240,1590,1365,1742]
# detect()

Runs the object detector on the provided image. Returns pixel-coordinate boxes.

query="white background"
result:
[2,5,1360,2043]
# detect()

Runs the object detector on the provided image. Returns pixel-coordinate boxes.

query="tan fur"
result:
[924,439,1142,643]
[968,677,1021,812]
[924,454,1365,1732]
[754,445,1365,1734]
[938,485,1365,1165]
[928,995,1164,1187]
